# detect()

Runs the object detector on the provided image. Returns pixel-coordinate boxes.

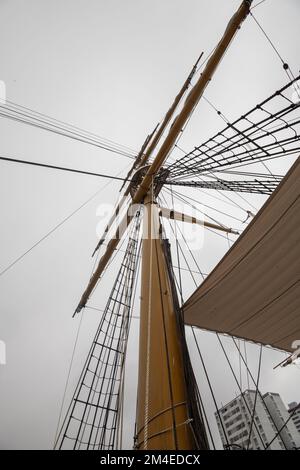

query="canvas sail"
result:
[183,157,300,353]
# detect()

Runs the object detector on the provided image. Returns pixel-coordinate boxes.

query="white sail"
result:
[183,157,300,353]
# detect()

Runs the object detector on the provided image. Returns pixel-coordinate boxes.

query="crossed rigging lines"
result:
[167,177,281,195]
[166,75,300,191]
[55,214,141,450]
[1,63,298,198]
[1,2,298,451]
[2,75,299,280]
[2,79,299,197]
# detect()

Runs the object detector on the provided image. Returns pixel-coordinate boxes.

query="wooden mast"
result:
[132,0,253,205]
[135,0,253,450]
[74,0,252,316]
[74,53,202,314]
[73,0,253,449]
[135,193,198,449]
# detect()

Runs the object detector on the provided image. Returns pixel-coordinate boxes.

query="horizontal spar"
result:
[158,206,240,235]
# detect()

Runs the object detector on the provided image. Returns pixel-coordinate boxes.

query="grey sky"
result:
[0,0,299,449]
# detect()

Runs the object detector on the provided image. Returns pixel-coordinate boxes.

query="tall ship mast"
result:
[53,0,300,450]
[0,0,299,452]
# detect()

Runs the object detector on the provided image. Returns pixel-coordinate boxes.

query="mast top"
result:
[129,165,169,199]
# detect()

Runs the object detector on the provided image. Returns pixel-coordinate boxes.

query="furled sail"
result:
[183,157,300,353]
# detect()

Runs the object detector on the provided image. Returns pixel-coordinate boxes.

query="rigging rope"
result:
[216,335,266,449]
[153,234,179,450]
[53,309,85,446]
[165,185,245,223]
[250,12,299,89]
[202,94,275,178]
[167,76,300,180]
[56,212,141,450]
[163,187,237,242]
[0,155,131,182]
[246,345,263,449]
[0,100,136,159]
[159,201,220,449]
[171,144,259,213]
[2,98,137,155]
[231,337,289,450]
[265,404,300,450]
[0,163,130,278]
[160,191,206,283]
[167,178,280,195]
[251,0,267,10]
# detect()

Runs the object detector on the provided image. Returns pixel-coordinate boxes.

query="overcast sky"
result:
[0,0,299,450]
